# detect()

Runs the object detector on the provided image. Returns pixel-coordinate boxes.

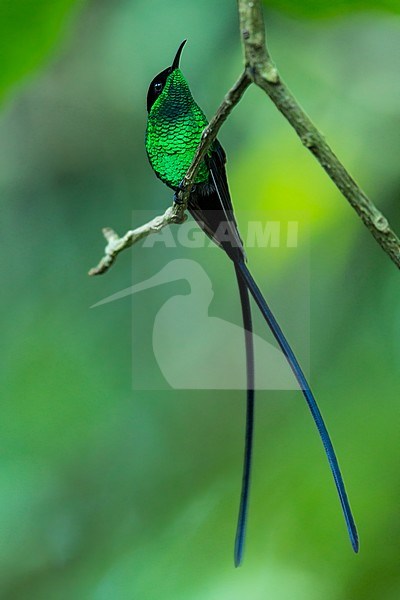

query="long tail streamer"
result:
[234,265,255,567]
[236,260,359,553]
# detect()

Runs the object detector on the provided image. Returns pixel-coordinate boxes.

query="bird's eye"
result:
[154,82,163,93]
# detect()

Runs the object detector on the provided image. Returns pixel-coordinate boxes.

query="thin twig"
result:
[238,0,400,268]
[88,207,186,276]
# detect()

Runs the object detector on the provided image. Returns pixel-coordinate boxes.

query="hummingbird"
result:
[145,40,358,565]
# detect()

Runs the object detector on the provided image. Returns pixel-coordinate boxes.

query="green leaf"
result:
[263,0,400,18]
[0,0,83,103]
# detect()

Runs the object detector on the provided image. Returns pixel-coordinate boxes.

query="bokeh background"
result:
[1,1,400,598]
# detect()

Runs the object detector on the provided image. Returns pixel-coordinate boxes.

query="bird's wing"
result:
[188,140,245,262]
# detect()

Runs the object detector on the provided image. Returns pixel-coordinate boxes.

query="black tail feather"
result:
[234,265,255,567]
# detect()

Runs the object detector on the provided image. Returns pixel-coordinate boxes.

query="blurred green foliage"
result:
[0,0,81,103]
[264,0,400,18]
[1,1,400,599]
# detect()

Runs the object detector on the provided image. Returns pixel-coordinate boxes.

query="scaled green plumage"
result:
[145,69,210,189]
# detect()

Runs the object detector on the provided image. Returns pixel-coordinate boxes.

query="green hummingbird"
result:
[145,40,358,565]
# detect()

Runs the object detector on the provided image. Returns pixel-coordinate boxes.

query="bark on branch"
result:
[238,0,400,268]
[89,0,400,275]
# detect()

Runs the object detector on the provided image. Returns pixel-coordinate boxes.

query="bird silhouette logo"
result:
[92,258,298,390]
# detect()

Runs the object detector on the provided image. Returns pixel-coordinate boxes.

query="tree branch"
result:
[238,0,400,268]
[88,209,186,276]
[89,0,400,275]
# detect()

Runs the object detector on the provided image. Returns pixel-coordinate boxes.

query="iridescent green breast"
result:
[145,70,210,189]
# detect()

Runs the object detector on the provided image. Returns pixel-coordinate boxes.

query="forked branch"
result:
[89,0,400,275]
